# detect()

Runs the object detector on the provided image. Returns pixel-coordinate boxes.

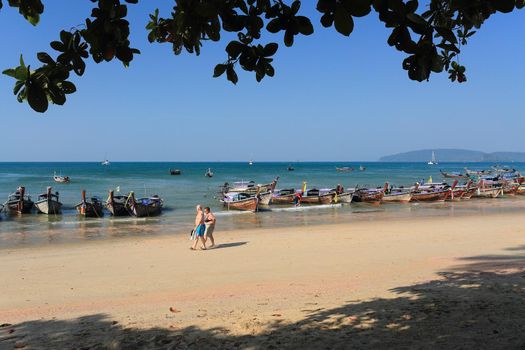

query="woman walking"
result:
[204,207,216,248]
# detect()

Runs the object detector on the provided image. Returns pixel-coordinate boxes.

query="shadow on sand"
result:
[2,246,525,349]
[211,241,248,250]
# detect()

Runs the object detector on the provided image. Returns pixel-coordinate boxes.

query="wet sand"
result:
[1,212,525,349]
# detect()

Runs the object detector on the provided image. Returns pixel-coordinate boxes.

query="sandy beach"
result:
[1,212,525,349]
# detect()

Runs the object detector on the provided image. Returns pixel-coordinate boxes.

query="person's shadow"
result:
[212,242,248,250]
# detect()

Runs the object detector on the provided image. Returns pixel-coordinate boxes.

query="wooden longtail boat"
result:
[125,192,163,217]
[333,191,354,204]
[503,182,520,196]
[257,191,273,206]
[440,170,468,179]
[353,188,384,204]
[300,189,335,205]
[383,191,412,203]
[410,181,453,202]
[34,187,62,214]
[271,189,297,204]
[4,187,34,214]
[221,193,259,212]
[473,180,503,198]
[105,190,130,216]
[223,177,279,195]
[411,190,451,202]
[449,180,475,201]
[75,190,104,217]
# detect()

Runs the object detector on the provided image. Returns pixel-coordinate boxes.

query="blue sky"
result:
[0,2,523,162]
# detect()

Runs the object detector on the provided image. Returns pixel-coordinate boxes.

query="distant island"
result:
[380,149,525,162]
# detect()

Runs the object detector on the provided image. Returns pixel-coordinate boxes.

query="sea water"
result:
[1,162,524,248]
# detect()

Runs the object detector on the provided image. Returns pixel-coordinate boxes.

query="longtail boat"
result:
[333,191,354,204]
[75,190,104,217]
[383,182,412,203]
[517,184,525,195]
[105,190,130,216]
[352,184,385,204]
[503,182,520,196]
[464,168,493,177]
[271,189,297,204]
[300,188,335,205]
[34,187,62,214]
[440,170,469,179]
[449,180,476,201]
[410,182,452,202]
[473,180,503,198]
[4,187,34,214]
[125,192,163,217]
[221,193,258,212]
[222,177,279,195]
[257,191,273,205]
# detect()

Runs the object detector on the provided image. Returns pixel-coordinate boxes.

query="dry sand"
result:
[1,213,525,349]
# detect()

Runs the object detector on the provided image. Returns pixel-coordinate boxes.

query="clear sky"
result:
[0,2,523,162]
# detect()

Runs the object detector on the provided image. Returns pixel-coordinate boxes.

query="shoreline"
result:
[1,212,525,348]
[1,198,525,250]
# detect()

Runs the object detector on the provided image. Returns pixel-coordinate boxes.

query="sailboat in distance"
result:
[427,151,438,165]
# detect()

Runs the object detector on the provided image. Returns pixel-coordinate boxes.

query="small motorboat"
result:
[336,167,354,172]
[101,159,110,166]
[287,166,295,171]
[359,165,366,171]
[4,186,34,214]
[105,190,130,216]
[205,168,214,178]
[125,191,163,217]
[170,169,182,175]
[53,172,70,183]
[75,190,104,217]
[34,187,62,214]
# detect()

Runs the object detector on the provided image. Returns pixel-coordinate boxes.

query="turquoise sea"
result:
[1,162,525,248]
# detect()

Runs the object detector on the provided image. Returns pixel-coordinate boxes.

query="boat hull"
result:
[383,192,412,203]
[106,202,130,216]
[300,193,334,205]
[271,193,296,204]
[258,192,273,206]
[76,203,104,217]
[6,200,34,214]
[334,192,353,204]
[353,190,384,204]
[35,199,62,214]
[474,187,503,198]
[222,197,258,212]
[411,190,451,202]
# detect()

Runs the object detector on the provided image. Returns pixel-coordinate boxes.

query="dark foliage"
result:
[1,0,524,112]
